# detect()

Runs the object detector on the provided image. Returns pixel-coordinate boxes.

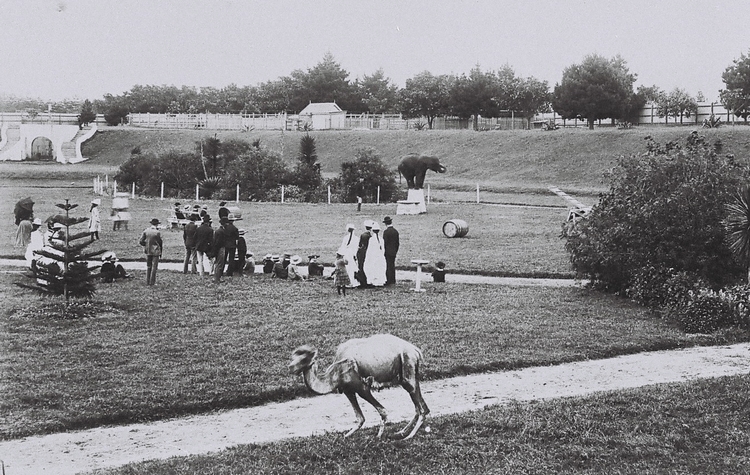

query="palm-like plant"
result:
[724,186,750,282]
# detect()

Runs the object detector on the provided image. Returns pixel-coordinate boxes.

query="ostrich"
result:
[288,333,430,440]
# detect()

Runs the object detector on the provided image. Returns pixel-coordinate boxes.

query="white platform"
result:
[396,189,427,215]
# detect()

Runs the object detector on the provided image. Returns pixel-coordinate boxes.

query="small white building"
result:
[298,102,347,130]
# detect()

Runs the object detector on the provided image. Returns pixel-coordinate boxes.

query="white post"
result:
[161,182,164,200]
[113,180,117,195]
[427,184,431,203]
[105,174,108,191]
[328,185,331,204]
[196,184,200,201]
[377,186,380,205]
[93,177,97,193]
[236,184,240,203]
[476,184,480,203]
[132,182,135,198]
[281,185,285,203]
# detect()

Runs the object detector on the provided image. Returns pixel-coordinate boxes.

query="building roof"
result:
[299,102,344,115]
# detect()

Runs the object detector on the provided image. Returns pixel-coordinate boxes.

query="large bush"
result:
[115,151,204,198]
[223,148,291,201]
[563,131,750,296]
[332,148,399,203]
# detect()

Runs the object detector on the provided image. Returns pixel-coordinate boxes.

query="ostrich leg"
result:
[343,391,366,437]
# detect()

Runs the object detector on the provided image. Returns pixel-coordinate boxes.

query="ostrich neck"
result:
[302,362,337,394]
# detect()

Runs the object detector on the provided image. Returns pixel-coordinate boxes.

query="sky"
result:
[0,0,747,102]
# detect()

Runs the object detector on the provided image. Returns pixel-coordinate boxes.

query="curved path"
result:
[1,343,749,474]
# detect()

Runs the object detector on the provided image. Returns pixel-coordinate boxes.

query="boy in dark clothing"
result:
[432,261,446,283]
[236,229,247,276]
[223,215,239,276]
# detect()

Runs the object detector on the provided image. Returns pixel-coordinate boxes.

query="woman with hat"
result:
[139,218,163,286]
[364,222,386,287]
[89,198,101,241]
[287,255,306,281]
[25,218,45,268]
[339,223,359,287]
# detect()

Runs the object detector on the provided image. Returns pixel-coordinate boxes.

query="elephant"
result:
[397,154,447,189]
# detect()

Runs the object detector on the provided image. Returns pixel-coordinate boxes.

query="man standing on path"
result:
[382,216,399,286]
[212,217,229,283]
[194,215,214,276]
[356,220,373,288]
[223,214,239,276]
[182,215,198,274]
[139,218,163,286]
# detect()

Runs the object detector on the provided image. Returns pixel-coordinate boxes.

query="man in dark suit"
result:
[139,218,163,286]
[356,220,373,288]
[382,216,399,286]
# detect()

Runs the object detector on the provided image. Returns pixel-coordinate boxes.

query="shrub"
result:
[335,148,399,203]
[668,289,739,334]
[563,132,749,296]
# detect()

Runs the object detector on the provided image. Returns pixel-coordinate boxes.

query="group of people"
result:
[332,216,399,295]
[139,205,252,286]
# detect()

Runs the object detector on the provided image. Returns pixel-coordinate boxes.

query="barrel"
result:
[442,219,469,238]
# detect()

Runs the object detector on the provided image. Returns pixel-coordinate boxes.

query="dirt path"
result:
[1,343,749,475]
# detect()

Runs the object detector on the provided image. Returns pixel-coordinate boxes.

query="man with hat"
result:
[194,215,214,276]
[236,228,248,276]
[223,214,240,276]
[211,216,229,283]
[182,214,199,274]
[139,218,163,285]
[382,216,399,286]
[356,220,373,288]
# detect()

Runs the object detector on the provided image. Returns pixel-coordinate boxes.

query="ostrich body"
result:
[289,334,430,439]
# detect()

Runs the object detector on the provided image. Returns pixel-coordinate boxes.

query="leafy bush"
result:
[563,132,749,296]
[115,151,203,198]
[333,148,399,203]
[668,289,739,334]
[223,148,291,201]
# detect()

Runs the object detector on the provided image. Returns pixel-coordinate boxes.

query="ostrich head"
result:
[288,345,318,374]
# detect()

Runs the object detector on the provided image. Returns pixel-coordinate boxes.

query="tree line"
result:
[6,50,750,129]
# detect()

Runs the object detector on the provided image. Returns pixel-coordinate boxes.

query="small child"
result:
[333,250,351,295]
[432,261,446,283]
[244,252,256,275]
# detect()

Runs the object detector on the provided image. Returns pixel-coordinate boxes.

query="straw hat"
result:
[91,198,101,206]
[346,223,355,231]
[290,255,302,265]
[32,218,42,226]
[238,228,246,236]
[101,251,117,262]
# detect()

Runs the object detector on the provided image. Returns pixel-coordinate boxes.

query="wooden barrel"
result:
[443,219,469,238]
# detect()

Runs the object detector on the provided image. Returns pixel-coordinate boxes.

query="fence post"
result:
[132,182,135,198]
[93,177,97,193]
[476,184,480,204]
[281,185,285,204]
[328,185,331,204]
[377,186,380,205]
[196,184,199,201]
[161,182,164,200]
[236,184,240,203]
[113,180,117,195]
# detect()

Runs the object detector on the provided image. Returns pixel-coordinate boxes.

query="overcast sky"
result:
[1,0,746,102]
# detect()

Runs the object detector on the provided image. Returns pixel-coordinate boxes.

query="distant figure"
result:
[307,254,324,277]
[194,215,214,276]
[15,218,33,249]
[364,222,386,287]
[339,223,358,287]
[218,201,230,220]
[183,215,198,274]
[357,196,362,212]
[100,251,130,283]
[333,249,351,296]
[272,255,289,279]
[382,216,399,286]
[139,218,163,286]
[288,255,306,281]
[236,228,248,276]
[262,254,275,274]
[89,199,101,241]
[244,251,256,274]
[24,218,45,267]
[173,202,186,220]
[356,221,373,287]
[432,261,446,283]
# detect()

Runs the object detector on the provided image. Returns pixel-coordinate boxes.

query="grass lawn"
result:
[1,270,734,441]
[93,374,750,474]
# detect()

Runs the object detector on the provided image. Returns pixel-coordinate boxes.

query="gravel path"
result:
[1,343,749,475]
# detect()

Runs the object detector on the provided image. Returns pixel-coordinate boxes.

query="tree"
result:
[656,88,698,125]
[720,50,750,123]
[292,134,323,200]
[450,66,499,130]
[18,199,105,302]
[224,148,291,201]
[289,53,359,112]
[356,68,400,113]
[400,72,452,129]
[77,99,96,127]
[335,148,398,203]
[512,76,551,129]
[553,54,638,129]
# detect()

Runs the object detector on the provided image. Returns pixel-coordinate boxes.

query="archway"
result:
[30,136,54,161]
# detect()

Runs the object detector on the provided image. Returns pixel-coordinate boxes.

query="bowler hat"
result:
[383,216,392,225]
[150,218,160,225]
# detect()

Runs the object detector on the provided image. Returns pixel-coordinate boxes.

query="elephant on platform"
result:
[397,154,447,189]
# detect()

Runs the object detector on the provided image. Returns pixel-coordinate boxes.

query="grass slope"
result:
[4,126,749,194]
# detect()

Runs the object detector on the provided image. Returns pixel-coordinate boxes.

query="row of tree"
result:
[7,50,750,130]
[115,134,399,204]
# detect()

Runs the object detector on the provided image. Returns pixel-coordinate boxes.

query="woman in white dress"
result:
[89,198,101,240]
[364,222,387,287]
[339,223,359,286]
